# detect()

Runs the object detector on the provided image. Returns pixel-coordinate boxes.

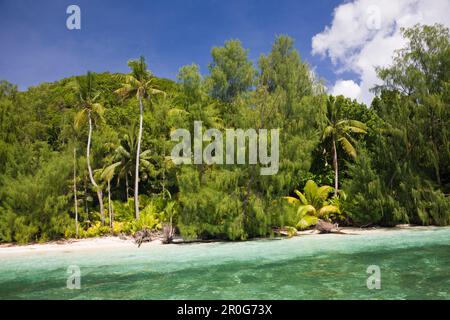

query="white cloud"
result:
[312,0,450,104]
[330,80,361,100]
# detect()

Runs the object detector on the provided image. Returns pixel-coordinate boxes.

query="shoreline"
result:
[0,225,442,256]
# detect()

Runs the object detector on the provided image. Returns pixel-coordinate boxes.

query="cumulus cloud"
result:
[330,80,361,100]
[312,0,450,104]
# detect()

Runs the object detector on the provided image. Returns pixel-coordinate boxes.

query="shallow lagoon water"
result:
[0,227,449,299]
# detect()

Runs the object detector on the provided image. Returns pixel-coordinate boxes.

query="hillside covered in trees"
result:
[0,24,449,243]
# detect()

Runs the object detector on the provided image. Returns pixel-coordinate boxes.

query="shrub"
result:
[131,203,161,233]
[284,180,341,230]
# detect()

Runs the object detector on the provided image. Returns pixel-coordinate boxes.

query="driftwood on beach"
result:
[133,229,152,247]
[162,224,174,244]
[315,220,339,233]
[133,224,175,247]
[315,219,352,234]
[272,221,354,236]
[135,220,352,247]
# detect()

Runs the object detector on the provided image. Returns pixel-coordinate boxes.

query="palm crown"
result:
[74,72,105,129]
[114,56,165,100]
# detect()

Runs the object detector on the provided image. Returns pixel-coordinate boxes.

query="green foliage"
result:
[0,25,448,243]
[343,149,389,225]
[132,202,161,232]
[177,64,203,102]
[284,180,342,230]
[0,150,73,243]
[259,35,320,99]
[346,24,450,227]
[207,39,256,102]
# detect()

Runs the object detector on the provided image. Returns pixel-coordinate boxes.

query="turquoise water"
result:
[0,227,449,299]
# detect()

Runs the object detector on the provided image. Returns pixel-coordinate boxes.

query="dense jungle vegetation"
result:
[0,24,449,243]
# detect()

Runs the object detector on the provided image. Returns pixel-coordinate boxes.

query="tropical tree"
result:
[207,39,256,102]
[74,72,106,225]
[374,24,450,188]
[115,56,165,219]
[259,35,318,97]
[284,180,339,230]
[73,147,79,237]
[100,164,115,230]
[103,125,153,201]
[322,96,367,195]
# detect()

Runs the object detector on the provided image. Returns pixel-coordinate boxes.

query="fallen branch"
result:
[315,220,339,233]
[133,228,152,248]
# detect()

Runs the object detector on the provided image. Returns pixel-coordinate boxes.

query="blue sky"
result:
[0,0,351,90]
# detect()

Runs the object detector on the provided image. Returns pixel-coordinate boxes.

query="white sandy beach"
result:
[0,225,429,257]
[0,236,164,256]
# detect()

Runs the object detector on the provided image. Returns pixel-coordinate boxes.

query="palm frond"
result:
[101,162,121,181]
[297,204,316,218]
[322,125,334,139]
[140,159,151,168]
[318,205,340,218]
[114,85,135,98]
[140,149,152,159]
[148,88,166,96]
[344,125,367,134]
[293,190,308,205]
[283,196,300,206]
[123,74,141,87]
[115,146,130,159]
[92,103,105,117]
[339,137,357,158]
[346,120,367,130]
[303,180,318,203]
[316,185,334,201]
[296,215,318,230]
[74,109,88,129]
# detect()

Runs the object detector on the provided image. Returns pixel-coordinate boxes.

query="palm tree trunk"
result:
[87,112,105,225]
[332,138,338,196]
[97,190,105,225]
[108,179,112,230]
[134,95,143,220]
[84,176,88,214]
[125,172,129,200]
[111,197,114,228]
[162,141,166,200]
[73,147,78,238]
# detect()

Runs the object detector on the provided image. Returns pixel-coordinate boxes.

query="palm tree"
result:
[103,125,153,202]
[322,96,367,195]
[73,147,79,237]
[100,165,116,230]
[74,72,106,225]
[284,180,339,230]
[112,140,132,200]
[115,56,165,219]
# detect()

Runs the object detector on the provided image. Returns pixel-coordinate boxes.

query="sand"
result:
[0,236,164,256]
[0,225,425,257]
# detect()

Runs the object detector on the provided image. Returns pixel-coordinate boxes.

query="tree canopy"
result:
[0,24,448,243]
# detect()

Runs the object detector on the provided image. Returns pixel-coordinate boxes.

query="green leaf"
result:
[339,137,357,159]
[294,190,308,205]
[297,205,316,218]
[296,215,318,230]
[316,186,334,201]
[283,196,300,206]
[303,180,318,203]
[318,205,340,218]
